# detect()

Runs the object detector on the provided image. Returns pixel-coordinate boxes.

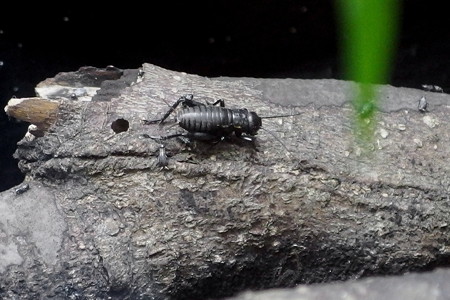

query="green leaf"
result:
[336,0,400,148]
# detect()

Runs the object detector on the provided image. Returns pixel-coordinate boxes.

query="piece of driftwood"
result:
[1,63,450,300]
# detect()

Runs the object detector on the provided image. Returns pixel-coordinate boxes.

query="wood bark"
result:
[1,63,450,300]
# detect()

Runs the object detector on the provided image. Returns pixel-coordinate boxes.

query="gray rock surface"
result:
[1,63,450,299]
[227,268,450,300]
[0,182,66,273]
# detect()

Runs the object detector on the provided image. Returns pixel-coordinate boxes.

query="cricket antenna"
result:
[258,111,302,156]
[260,112,303,119]
[260,127,292,156]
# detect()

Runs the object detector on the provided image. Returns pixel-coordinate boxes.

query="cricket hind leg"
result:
[143,95,226,125]
[143,94,198,125]
[206,99,225,107]
[183,95,225,107]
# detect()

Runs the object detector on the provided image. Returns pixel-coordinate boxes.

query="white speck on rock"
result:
[397,124,406,131]
[413,138,423,148]
[423,115,439,128]
[379,128,389,138]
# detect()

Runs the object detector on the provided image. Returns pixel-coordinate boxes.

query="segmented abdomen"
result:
[177,106,235,133]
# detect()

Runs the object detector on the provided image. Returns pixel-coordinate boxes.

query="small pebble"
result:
[379,128,389,138]
[423,115,439,128]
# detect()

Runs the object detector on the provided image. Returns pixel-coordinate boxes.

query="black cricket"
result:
[143,94,262,142]
[143,94,299,167]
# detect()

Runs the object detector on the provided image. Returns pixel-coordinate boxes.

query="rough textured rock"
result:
[227,268,450,300]
[1,63,450,300]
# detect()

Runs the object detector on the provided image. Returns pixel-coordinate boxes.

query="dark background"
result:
[1,1,450,192]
